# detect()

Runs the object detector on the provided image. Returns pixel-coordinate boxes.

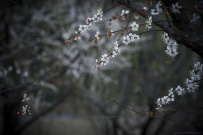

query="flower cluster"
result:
[186,62,203,92]
[78,9,103,35]
[156,88,175,111]
[155,62,203,111]
[65,9,103,44]
[79,9,103,33]
[162,32,179,58]
[171,2,182,13]
[151,1,162,15]
[145,16,152,30]
[108,9,130,24]
[122,33,140,45]
[95,41,121,69]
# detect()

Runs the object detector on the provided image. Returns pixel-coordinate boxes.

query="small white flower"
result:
[151,1,162,15]
[92,15,100,22]
[95,31,100,40]
[175,86,185,96]
[185,78,199,92]
[162,96,170,105]
[145,16,152,30]
[168,92,175,102]
[185,78,192,86]
[122,33,140,45]
[156,1,162,12]
[194,62,202,71]
[156,104,163,111]
[168,88,174,93]
[79,25,88,33]
[122,35,130,45]
[131,22,139,31]
[162,32,169,39]
[151,9,159,15]
[97,9,103,16]
[190,70,201,81]
[86,17,92,24]
[132,34,140,42]
[143,7,148,11]
[112,41,121,58]
[165,48,178,58]
[121,9,129,20]
[191,14,200,22]
[74,31,81,40]
[101,54,109,65]
[172,2,182,13]
[121,9,129,15]
[111,30,115,36]
[134,13,139,19]
[156,98,162,106]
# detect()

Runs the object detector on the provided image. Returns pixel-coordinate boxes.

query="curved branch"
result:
[117,0,203,57]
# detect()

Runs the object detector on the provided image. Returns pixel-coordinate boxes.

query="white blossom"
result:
[74,31,81,40]
[95,31,100,40]
[121,9,129,20]
[101,54,109,65]
[145,16,152,30]
[194,62,203,71]
[156,104,163,111]
[162,32,179,58]
[191,14,200,23]
[131,22,139,31]
[143,7,148,11]
[122,35,130,45]
[110,30,115,36]
[112,41,121,57]
[156,98,162,106]
[165,48,178,58]
[86,17,92,24]
[162,96,170,105]
[151,9,159,15]
[168,92,175,102]
[123,33,140,45]
[172,2,182,13]
[175,86,185,96]
[151,1,162,15]
[131,34,140,42]
[79,25,88,33]
[134,13,139,19]
[168,88,174,93]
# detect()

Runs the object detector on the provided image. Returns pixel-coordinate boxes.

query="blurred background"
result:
[0,0,203,135]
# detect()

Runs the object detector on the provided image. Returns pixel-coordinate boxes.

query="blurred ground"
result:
[21,116,96,135]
